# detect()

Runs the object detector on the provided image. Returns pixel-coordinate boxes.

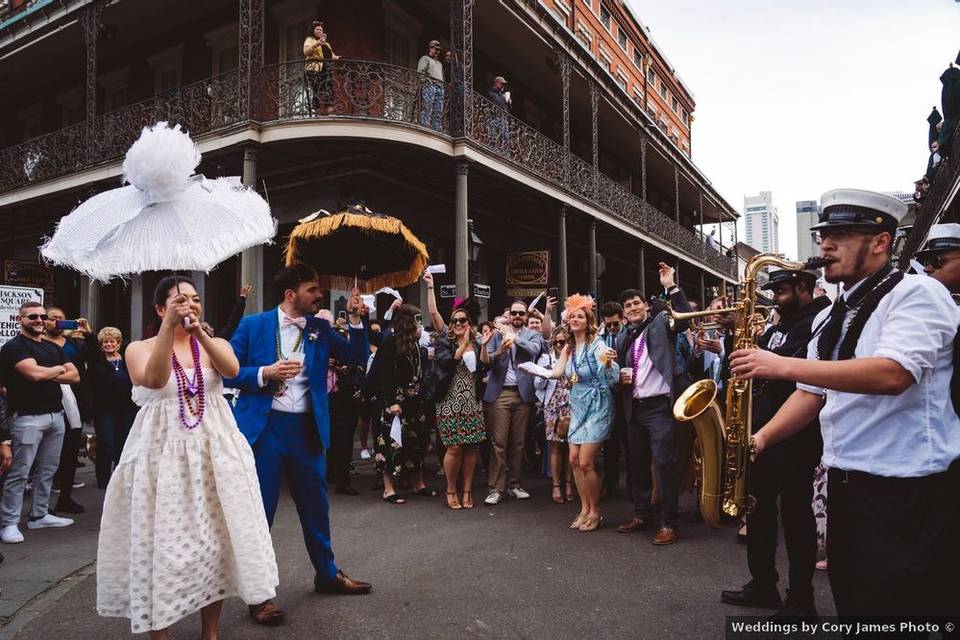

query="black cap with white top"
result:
[810,189,909,234]
[915,223,960,260]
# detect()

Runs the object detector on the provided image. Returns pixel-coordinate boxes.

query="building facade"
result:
[743,191,779,255]
[0,0,738,339]
[795,199,820,262]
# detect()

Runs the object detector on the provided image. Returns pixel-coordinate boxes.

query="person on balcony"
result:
[304,21,338,115]
[417,39,445,131]
[486,76,511,155]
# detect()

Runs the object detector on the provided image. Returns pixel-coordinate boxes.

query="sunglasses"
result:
[23,313,48,321]
[554,339,566,346]
[509,310,526,317]
[922,254,960,270]
[451,317,470,326]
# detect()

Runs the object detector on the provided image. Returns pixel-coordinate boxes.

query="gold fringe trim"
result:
[284,212,429,290]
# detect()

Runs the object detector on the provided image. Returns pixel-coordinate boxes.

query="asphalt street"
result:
[1,461,836,640]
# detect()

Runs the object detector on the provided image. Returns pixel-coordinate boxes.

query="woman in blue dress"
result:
[531,294,619,532]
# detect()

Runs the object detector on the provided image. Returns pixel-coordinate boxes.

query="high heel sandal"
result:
[551,484,564,504]
[461,491,474,509]
[446,491,462,510]
[578,514,603,532]
[570,513,588,529]
[564,481,575,503]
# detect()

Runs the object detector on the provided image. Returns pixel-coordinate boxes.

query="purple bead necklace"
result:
[171,336,205,429]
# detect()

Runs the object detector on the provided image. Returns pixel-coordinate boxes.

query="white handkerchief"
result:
[463,350,477,373]
[376,286,403,300]
[361,294,376,310]
[426,264,446,274]
[517,361,553,378]
[527,292,544,311]
[390,415,403,446]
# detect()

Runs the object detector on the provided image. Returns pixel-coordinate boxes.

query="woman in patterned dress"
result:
[372,304,433,504]
[434,305,491,510]
[536,327,575,504]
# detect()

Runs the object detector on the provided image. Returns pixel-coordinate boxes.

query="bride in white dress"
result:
[97,276,278,639]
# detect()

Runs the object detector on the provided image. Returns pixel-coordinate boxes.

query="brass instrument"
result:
[669,254,826,528]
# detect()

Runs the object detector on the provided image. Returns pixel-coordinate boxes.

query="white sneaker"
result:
[1,525,24,544]
[484,491,503,505]
[507,487,531,500]
[359,449,371,460]
[72,481,86,489]
[27,514,74,530]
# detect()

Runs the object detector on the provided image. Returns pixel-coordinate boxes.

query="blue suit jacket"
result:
[225,307,370,450]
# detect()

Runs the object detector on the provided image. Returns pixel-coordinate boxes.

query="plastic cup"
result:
[621,367,633,385]
[286,351,306,369]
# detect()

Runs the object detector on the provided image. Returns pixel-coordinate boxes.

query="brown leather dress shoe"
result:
[314,570,372,595]
[652,526,679,545]
[616,517,650,533]
[248,600,285,626]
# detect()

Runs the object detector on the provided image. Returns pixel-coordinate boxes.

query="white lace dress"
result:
[96,368,278,633]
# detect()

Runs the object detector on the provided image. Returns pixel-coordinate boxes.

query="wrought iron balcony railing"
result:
[0,57,734,276]
[897,122,960,268]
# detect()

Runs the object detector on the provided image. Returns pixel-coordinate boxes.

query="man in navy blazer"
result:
[226,264,372,625]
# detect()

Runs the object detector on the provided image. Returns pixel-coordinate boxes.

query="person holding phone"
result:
[96,276,278,637]
[43,307,92,515]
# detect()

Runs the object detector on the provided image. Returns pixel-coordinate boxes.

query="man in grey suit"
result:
[614,262,693,545]
[483,300,545,505]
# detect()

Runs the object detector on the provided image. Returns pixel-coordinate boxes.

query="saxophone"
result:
[669,254,826,528]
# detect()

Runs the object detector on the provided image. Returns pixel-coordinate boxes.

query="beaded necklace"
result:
[171,336,205,429]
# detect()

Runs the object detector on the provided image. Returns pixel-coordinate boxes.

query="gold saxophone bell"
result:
[672,253,826,528]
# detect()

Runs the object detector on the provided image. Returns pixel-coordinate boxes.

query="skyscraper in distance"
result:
[795,200,821,262]
[743,191,780,254]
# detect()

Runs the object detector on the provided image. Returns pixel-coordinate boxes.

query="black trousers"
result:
[602,404,629,493]
[327,391,359,488]
[53,427,82,503]
[827,461,960,617]
[746,438,818,601]
[627,396,679,527]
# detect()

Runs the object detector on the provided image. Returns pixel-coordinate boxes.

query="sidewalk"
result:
[0,462,102,624]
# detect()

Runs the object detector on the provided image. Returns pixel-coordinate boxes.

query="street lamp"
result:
[468,219,483,267]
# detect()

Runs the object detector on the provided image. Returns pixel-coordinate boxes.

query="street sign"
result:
[0,284,44,347]
[439,284,458,299]
[472,283,491,299]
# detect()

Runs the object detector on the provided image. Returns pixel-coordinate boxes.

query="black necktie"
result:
[816,264,895,361]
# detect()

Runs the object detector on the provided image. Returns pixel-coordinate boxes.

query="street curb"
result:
[0,560,97,640]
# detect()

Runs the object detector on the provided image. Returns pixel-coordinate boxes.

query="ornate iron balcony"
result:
[0,58,734,276]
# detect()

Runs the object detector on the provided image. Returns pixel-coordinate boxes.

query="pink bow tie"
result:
[282,315,307,329]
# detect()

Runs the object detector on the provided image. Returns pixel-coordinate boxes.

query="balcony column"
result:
[81,1,102,163]
[640,138,648,203]
[449,0,474,138]
[674,166,680,222]
[698,192,704,237]
[590,81,599,197]
[455,162,470,297]
[79,277,100,334]
[559,48,571,183]
[240,146,264,313]
[638,241,646,296]
[130,275,143,341]
[239,0,264,121]
[588,220,598,297]
[557,205,569,303]
[699,268,706,309]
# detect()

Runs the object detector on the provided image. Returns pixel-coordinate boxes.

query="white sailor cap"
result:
[810,189,908,233]
[916,223,960,258]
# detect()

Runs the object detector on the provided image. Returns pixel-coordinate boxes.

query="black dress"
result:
[372,334,428,479]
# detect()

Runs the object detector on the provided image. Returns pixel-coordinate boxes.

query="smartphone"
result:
[337,310,347,323]
[547,287,558,299]
[55,320,79,331]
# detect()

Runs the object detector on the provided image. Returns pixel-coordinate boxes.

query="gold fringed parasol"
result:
[284,204,429,291]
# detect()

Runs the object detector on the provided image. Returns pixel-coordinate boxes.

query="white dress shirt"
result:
[632,327,671,399]
[258,308,311,414]
[798,274,960,477]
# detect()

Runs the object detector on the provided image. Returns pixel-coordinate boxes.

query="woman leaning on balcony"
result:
[304,20,339,115]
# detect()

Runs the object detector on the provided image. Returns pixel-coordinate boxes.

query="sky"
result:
[628,0,960,259]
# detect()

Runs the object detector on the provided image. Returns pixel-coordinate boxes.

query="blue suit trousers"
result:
[253,410,338,581]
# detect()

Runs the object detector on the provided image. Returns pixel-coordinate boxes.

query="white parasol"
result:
[40,122,276,282]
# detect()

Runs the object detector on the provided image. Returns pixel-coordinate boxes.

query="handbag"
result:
[555,414,570,440]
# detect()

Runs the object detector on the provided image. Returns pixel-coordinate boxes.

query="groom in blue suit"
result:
[226,263,372,625]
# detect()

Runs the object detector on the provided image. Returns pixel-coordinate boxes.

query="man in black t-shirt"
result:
[0,301,80,545]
